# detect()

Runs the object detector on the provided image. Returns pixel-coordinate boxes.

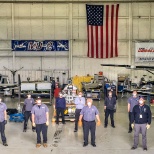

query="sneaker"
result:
[3,143,8,146]
[131,147,137,150]
[143,147,147,151]
[83,143,88,147]
[43,143,48,148]
[112,125,115,128]
[32,129,36,132]
[23,129,27,132]
[36,143,41,148]
[74,130,77,132]
[104,125,107,128]
[91,143,96,147]
[128,130,132,133]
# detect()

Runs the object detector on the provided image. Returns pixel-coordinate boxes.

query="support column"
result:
[68,3,73,78]
[128,3,133,77]
[12,2,15,71]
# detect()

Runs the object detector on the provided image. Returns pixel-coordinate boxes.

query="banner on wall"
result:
[135,42,154,62]
[12,40,69,51]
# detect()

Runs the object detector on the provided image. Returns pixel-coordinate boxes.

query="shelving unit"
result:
[84,89,101,101]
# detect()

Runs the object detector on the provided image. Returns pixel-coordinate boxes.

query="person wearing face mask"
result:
[55,92,66,124]
[0,97,8,146]
[31,97,49,148]
[104,91,116,128]
[74,91,85,132]
[131,97,151,151]
[127,90,139,133]
[79,98,101,147]
[23,93,35,132]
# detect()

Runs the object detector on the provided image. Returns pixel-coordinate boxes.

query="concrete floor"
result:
[1,94,154,154]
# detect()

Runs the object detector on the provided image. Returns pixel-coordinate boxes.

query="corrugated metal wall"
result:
[0,1,153,84]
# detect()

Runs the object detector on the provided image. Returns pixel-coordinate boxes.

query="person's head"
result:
[78,91,82,97]
[132,90,137,97]
[36,96,42,106]
[108,91,112,97]
[139,96,145,106]
[27,93,31,99]
[59,92,63,98]
[86,98,93,107]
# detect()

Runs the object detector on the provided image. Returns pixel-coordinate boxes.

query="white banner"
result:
[135,42,154,62]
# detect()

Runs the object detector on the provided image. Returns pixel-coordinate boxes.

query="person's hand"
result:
[78,120,82,127]
[146,124,150,129]
[4,120,7,125]
[46,121,49,126]
[32,122,36,127]
[131,123,134,129]
[97,120,101,126]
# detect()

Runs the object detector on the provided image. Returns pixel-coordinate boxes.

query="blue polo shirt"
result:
[80,105,99,121]
[24,98,35,111]
[0,102,7,122]
[31,104,49,124]
[74,97,85,109]
[128,96,140,112]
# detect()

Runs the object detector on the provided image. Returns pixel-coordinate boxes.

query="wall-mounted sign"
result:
[135,42,154,62]
[12,40,69,51]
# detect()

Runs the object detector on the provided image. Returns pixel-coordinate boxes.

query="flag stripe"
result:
[106,5,109,58]
[111,5,114,58]
[115,4,119,57]
[101,26,103,58]
[91,26,94,58]
[96,26,98,58]
[87,25,90,57]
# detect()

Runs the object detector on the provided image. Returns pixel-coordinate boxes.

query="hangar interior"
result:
[0,0,153,154]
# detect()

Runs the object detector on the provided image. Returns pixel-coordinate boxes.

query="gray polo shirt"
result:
[31,104,49,124]
[24,98,35,111]
[0,102,7,122]
[128,96,139,112]
[80,105,99,121]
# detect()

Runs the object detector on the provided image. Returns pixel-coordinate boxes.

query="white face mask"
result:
[139,100,143,105]
[28,95,31,98]
[133,93,137,97]
[87,102,92,106]
[37,100,42,105]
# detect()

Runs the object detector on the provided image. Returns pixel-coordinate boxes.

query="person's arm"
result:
[96,115,100,122]
[4,110,7,120]
[104,98,107,109]
[32,98,35,105]
[79,114,83,121]
[147,106,152,125]
[128,103,130,112]
[131,107,135,124]
[32,114,35,123]
[82,97,86,105]
[64,98,66,109]
[74,98,78,105]
[46,112,49,126]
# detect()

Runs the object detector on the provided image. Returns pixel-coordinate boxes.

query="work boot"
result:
[3,143,8,146]
[43,143,48,148]
[36,143,41,148]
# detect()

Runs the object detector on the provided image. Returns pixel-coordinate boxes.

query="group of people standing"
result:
[0,89,152,150]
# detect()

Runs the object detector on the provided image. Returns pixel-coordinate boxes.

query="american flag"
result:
[86,4,119,59]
